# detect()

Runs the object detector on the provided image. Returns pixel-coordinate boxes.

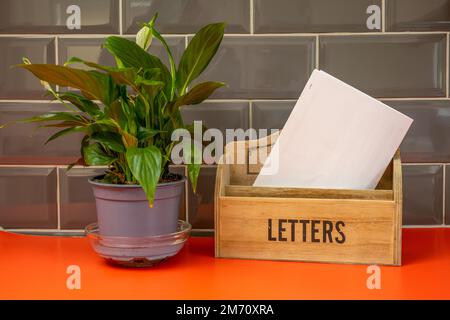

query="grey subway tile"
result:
[0,167,57,229]
[123,0,250,34]
[59,167,105,229]
[0,0,120,34]
[252,101,295,135]
[402,165,443,225]
[446,165,450,225]
[255,0,382,33]
[0,103,82,164]
[187,166,216,229]
[194,36,316,99]
[319,34,446,98]
[180,101,249,138]
[59,36,185,69]
[0,37,55,99]
[384,100,450,163]
[180,102,249,165]
[58,38,116,67]
[386,0,450,31]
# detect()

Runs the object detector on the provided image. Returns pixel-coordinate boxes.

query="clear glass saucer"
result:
[85,220,191,267]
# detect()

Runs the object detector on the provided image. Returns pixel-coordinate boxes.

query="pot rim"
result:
[88,173,186,188]
[85,220,191,241]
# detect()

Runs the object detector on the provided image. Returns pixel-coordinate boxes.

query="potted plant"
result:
[3,15,225,240]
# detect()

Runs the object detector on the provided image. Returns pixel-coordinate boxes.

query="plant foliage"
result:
[8,14,226,205]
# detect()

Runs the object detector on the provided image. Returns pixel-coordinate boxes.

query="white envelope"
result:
[253,69,413,190]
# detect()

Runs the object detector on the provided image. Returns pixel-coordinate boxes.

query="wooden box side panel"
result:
[215,163,230,257]
[393,150,402,265]
[217,197,397,265]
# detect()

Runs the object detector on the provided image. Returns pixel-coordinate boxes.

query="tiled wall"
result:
[0,0,449,235]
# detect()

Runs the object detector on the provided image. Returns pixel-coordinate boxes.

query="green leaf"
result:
[17,64,112,104]
[183,141,202,192]
[142,68,162,79]
[65,56,114,72]
[103,36,171,96]
[91,132,125,153]
[20,112,87,125]
[177,81,226,106]
[135,77,164,87]
[187,163,200,192]
[45,126,85,144]
[136,127,164,142]
[135,76,165,97]
[126,146,162,206]
[83,143,116,166]
[105,101,127,129]
[122,131,138,148]
[58,92,101,116]
[109,68,138,88]
[177,23,225,95]
[63,56,85,66]
[103,36,154,69]
[150,27,177,99]
[21,57,53,91]
[64,57,139,90]
[91,115,137,149]
[92,118,121,131]
[41,121,82,128]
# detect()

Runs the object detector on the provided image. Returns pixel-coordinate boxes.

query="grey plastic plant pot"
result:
[88,175,185,237]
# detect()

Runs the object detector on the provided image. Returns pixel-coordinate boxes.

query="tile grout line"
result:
[0,34,186,39]
[236,31,450,36]
[1,163,449,169]
[119,0,123,35]
[0,165,58,168]
[250,0,254,34]
[54,36,59,65]
[0,100,55,103]
[4,97,450,104]
[402,163,450,166]
[315,35,319,69]
[185,31,450,36]
[382,0,386,33]
[56,167,61,230]
[4,228,217,234]
[0,165,104,168]
[447,33,449,98]
[55,36,60,92]
[2,31,450,37]
[443,165,447,225]
[248,100,253,129]
[2,163,449,169]
[184,166,189,224]
[402,225,450,229]
[380,97,450,101]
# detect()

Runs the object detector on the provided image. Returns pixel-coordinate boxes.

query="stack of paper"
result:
[253,70,413,190]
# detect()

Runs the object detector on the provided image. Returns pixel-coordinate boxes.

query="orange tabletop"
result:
[0,228,450,300]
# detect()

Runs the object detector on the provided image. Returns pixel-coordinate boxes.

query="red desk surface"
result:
[0,228,449,300]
